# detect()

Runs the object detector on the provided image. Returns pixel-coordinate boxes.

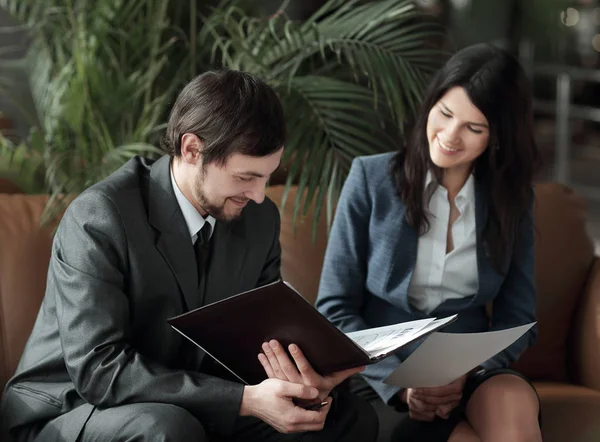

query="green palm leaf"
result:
[0,0,186,225]
[1,0,443,235]
[278,76,396,238]
[0,133,45,193]
[201,0,443,236]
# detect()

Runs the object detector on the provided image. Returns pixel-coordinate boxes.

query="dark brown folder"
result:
[168,280,455,385]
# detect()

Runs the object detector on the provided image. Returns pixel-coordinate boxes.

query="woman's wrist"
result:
[399,388,408,404]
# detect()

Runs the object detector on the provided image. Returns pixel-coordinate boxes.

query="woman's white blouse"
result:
[407,173,479,314]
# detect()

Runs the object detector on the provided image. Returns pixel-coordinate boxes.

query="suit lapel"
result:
[203,219,248,306]
[148,156,199,312]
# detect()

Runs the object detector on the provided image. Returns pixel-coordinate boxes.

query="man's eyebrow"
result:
[440,101,489,128]
[236,171,265,178]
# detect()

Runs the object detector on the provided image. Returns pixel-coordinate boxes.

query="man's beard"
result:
[194,172,243,222]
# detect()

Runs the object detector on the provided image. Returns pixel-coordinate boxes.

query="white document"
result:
[345,315,458,358]
[384,322,535,388]
[346,318,434,355]
[363,315,459,357]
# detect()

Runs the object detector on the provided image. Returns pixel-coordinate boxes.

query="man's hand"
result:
[240,379,332,433]
[258,339,365,401]
[401,375,466,421]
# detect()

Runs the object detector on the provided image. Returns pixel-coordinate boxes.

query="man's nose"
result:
[245,184,266,204]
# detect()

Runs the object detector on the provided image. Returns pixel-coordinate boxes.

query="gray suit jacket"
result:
[316,153,537,404]
[1,155,282,439]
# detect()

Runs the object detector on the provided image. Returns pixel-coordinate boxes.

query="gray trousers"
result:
[15,389,378,442]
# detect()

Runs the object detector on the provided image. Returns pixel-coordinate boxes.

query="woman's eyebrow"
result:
[440,101,488,128]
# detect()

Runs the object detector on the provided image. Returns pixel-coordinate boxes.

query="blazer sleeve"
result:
[52,190,244,435]
[256,200,282,286]
[316,158,402,404]
[481,195,537,370]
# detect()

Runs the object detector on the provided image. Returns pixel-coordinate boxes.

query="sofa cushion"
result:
[510,183,595,382]
[572,258,600,389]
[2,183,593,391]
[0,195,53,391]
[534,381,600,442]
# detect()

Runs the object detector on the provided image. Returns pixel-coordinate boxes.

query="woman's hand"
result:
[401,375,467,421]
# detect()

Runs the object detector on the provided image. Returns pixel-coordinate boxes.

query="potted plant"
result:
[0,0,187,222]
[0,0,442,232]
[199,0,443,234]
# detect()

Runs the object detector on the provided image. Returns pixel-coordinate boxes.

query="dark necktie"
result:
[179,222,212,370]
[194,222,212,290]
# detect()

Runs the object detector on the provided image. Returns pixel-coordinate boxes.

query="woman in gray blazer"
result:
[316,44,541,442]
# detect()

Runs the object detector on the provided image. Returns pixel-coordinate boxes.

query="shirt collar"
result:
[425,170,475,210]
[425,170,436,192]
[456,173,475,208]
[170,164,216,242]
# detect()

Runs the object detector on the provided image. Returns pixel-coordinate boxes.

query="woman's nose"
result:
[440,121,461,145]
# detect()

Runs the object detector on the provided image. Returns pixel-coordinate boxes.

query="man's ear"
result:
[180,133,204,165]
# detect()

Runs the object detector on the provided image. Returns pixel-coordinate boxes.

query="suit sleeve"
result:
[256,199,282,286]
[52,190,244,435]
[315,158,402,404]
[481,195,537,370]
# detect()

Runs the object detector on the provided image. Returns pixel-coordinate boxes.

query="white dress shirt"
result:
[170,167,216,244]
[407,172,479,314]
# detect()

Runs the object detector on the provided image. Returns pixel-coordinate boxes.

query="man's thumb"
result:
[332,365,366,384]
[282,383,319,400]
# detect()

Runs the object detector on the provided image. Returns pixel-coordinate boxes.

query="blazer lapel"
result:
[474,181,503,302]
[203,219,248,306]
[148,156,199,312]
[386,197,419,312]
[474,180,488,248]
[395,216,419,312]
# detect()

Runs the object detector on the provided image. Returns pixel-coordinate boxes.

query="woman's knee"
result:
[466,374,541,441]
[468,374,539,413]
[448,420,480,442]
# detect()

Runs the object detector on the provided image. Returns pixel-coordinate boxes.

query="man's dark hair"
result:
[162,69,286,165]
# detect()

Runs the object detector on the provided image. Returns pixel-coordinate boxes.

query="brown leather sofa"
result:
[1,179,600,442]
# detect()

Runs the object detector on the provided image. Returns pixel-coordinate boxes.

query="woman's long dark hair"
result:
[392,43,540,271]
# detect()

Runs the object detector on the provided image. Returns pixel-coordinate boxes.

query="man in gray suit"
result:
[1,70,377,441]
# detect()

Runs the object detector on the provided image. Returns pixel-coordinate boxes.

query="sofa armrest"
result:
[572,257,600,390]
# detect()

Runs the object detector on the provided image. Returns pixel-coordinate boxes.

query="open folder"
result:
[168,280,457,385]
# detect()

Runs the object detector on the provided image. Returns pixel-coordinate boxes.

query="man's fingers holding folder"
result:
[240,379,332,434]
[288,342,366,392]
[259,341,302,384]
[259,340,329,405]
[258,340,365,401]
[276,380,320,401]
